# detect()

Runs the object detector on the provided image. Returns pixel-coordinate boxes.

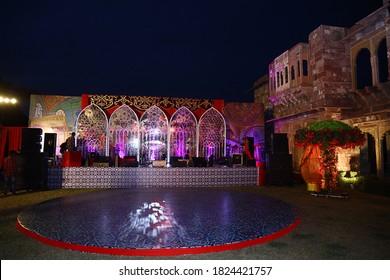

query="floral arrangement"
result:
[294,120,366,149]
[294,120,365,192]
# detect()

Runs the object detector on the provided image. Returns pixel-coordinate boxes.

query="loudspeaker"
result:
[21,128,42,153]
[245,137,255,158]
[152,160,166,167]
[123,156,138,167]
[43,133,57,158]
[271,133,289,154]
[192,157,207,167]
[93,156,110,167]
[266,153,293,169]
[266,168,293,186]
[266,153,293,186]
[20,152,47,190]
[232,153,243,165]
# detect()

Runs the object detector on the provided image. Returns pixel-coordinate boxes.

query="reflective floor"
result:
[17,188,300,256]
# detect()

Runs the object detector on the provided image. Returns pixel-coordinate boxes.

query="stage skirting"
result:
[47,167,259,189]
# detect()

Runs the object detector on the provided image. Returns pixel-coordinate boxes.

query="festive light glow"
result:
[0,96,17,104]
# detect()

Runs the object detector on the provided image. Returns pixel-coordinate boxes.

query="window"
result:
[285,66,289,83]
[291,65,295,80]
[303,60,308,76]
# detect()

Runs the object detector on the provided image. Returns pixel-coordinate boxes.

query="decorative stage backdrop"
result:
[28,94,265,163]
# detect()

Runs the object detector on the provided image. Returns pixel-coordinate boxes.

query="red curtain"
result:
[0,127,24,170]
[0,128,7,170]
[7,127,23,152]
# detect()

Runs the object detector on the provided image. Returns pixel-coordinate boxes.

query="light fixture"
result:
[0,96,17,104]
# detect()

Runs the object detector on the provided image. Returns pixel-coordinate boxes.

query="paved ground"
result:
[1,184,390,260]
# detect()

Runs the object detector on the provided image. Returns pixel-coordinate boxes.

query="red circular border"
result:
[16,216,301,256]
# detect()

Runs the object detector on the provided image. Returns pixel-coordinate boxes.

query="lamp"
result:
[344,171,352,178]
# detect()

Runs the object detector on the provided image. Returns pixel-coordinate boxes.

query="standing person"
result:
[3,150,17,195]
[66,132,76,152]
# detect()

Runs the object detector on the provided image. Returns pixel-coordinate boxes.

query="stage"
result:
[17,188,300,256]
[47,166,260,189]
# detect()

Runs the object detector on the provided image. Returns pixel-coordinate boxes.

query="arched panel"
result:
[377,39,388,83]
[169,106,197,158]
[108,105,139,158]
[139,105,168,163]
[198,107,226,159]
[355,48,373,89]
[76,103,108,156]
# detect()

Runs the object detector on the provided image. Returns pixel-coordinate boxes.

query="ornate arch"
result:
[169,106,197,158]
[108,105,139,158]
[76,103,108,156]
[139,105,168,162]
[198,107,226,159]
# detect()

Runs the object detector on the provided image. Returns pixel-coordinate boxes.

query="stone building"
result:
[262,1,390,177]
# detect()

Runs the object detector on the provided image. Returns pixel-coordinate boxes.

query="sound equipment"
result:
[170,156,187,167]
[152,160,166,167]
[21,128,42,153]
[271,133,289,154]
[122,156,138,167]
[232,153,243,165]
[265,153,293,185]
[192,157,207,167]
[93,156,110,167]
[19,152,47,190]
[43,133,57,158]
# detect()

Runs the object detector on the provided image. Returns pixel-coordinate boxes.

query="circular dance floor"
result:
[17,188,300,256]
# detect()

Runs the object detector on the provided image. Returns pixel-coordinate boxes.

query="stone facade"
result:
[262,1,390,176]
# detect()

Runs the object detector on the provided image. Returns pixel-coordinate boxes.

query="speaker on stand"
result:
[43,133,57,161]
[266,133,293,186]
[21,128,42,153]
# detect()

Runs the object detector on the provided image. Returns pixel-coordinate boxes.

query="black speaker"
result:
[20,152,47,190]
[266,168,293,186]
[232,153,243,165]
[21,128,42,153]
[245,136,255,158]
[43,133,57,158]
[271,133,289,154]
[266,153,293,169]
[192,157,207,167]
[123,156,138,167]
[265,153,293,186]
[93,156,110,167]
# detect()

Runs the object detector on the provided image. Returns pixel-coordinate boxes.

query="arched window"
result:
[198,108,226,159]
[291,65,295,80]
[356,48,372,89]
[76,103,108,156]
[378,39,388,83]
[108,105,139,159]
[169,107,197,158]
[285,66,289,83]
[139,105,168,162]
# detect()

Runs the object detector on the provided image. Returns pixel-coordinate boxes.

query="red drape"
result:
[7,127,23,152]
[0,128,7,170]
[0,127,24,170]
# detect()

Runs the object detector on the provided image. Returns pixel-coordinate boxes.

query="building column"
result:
[375,126,384,177]
[370,39,380,86]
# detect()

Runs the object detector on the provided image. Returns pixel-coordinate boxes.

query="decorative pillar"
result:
[370,39,380,86]
[375,126,384,177]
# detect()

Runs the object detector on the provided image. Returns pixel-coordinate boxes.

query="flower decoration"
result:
[294,120,365,192]
[294,120,365,149]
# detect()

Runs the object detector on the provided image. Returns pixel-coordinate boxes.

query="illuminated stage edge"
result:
[47,166,260,189]
[17,188,300,256]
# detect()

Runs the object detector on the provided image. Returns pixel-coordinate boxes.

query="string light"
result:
[0,96,17,104]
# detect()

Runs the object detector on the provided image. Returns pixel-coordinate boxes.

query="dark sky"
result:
[0,0,384,102]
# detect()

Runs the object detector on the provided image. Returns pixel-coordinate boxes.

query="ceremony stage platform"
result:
[17,188,300,256]
[47,166,260,189]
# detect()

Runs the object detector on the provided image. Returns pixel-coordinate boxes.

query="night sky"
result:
[0,0,384,103]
